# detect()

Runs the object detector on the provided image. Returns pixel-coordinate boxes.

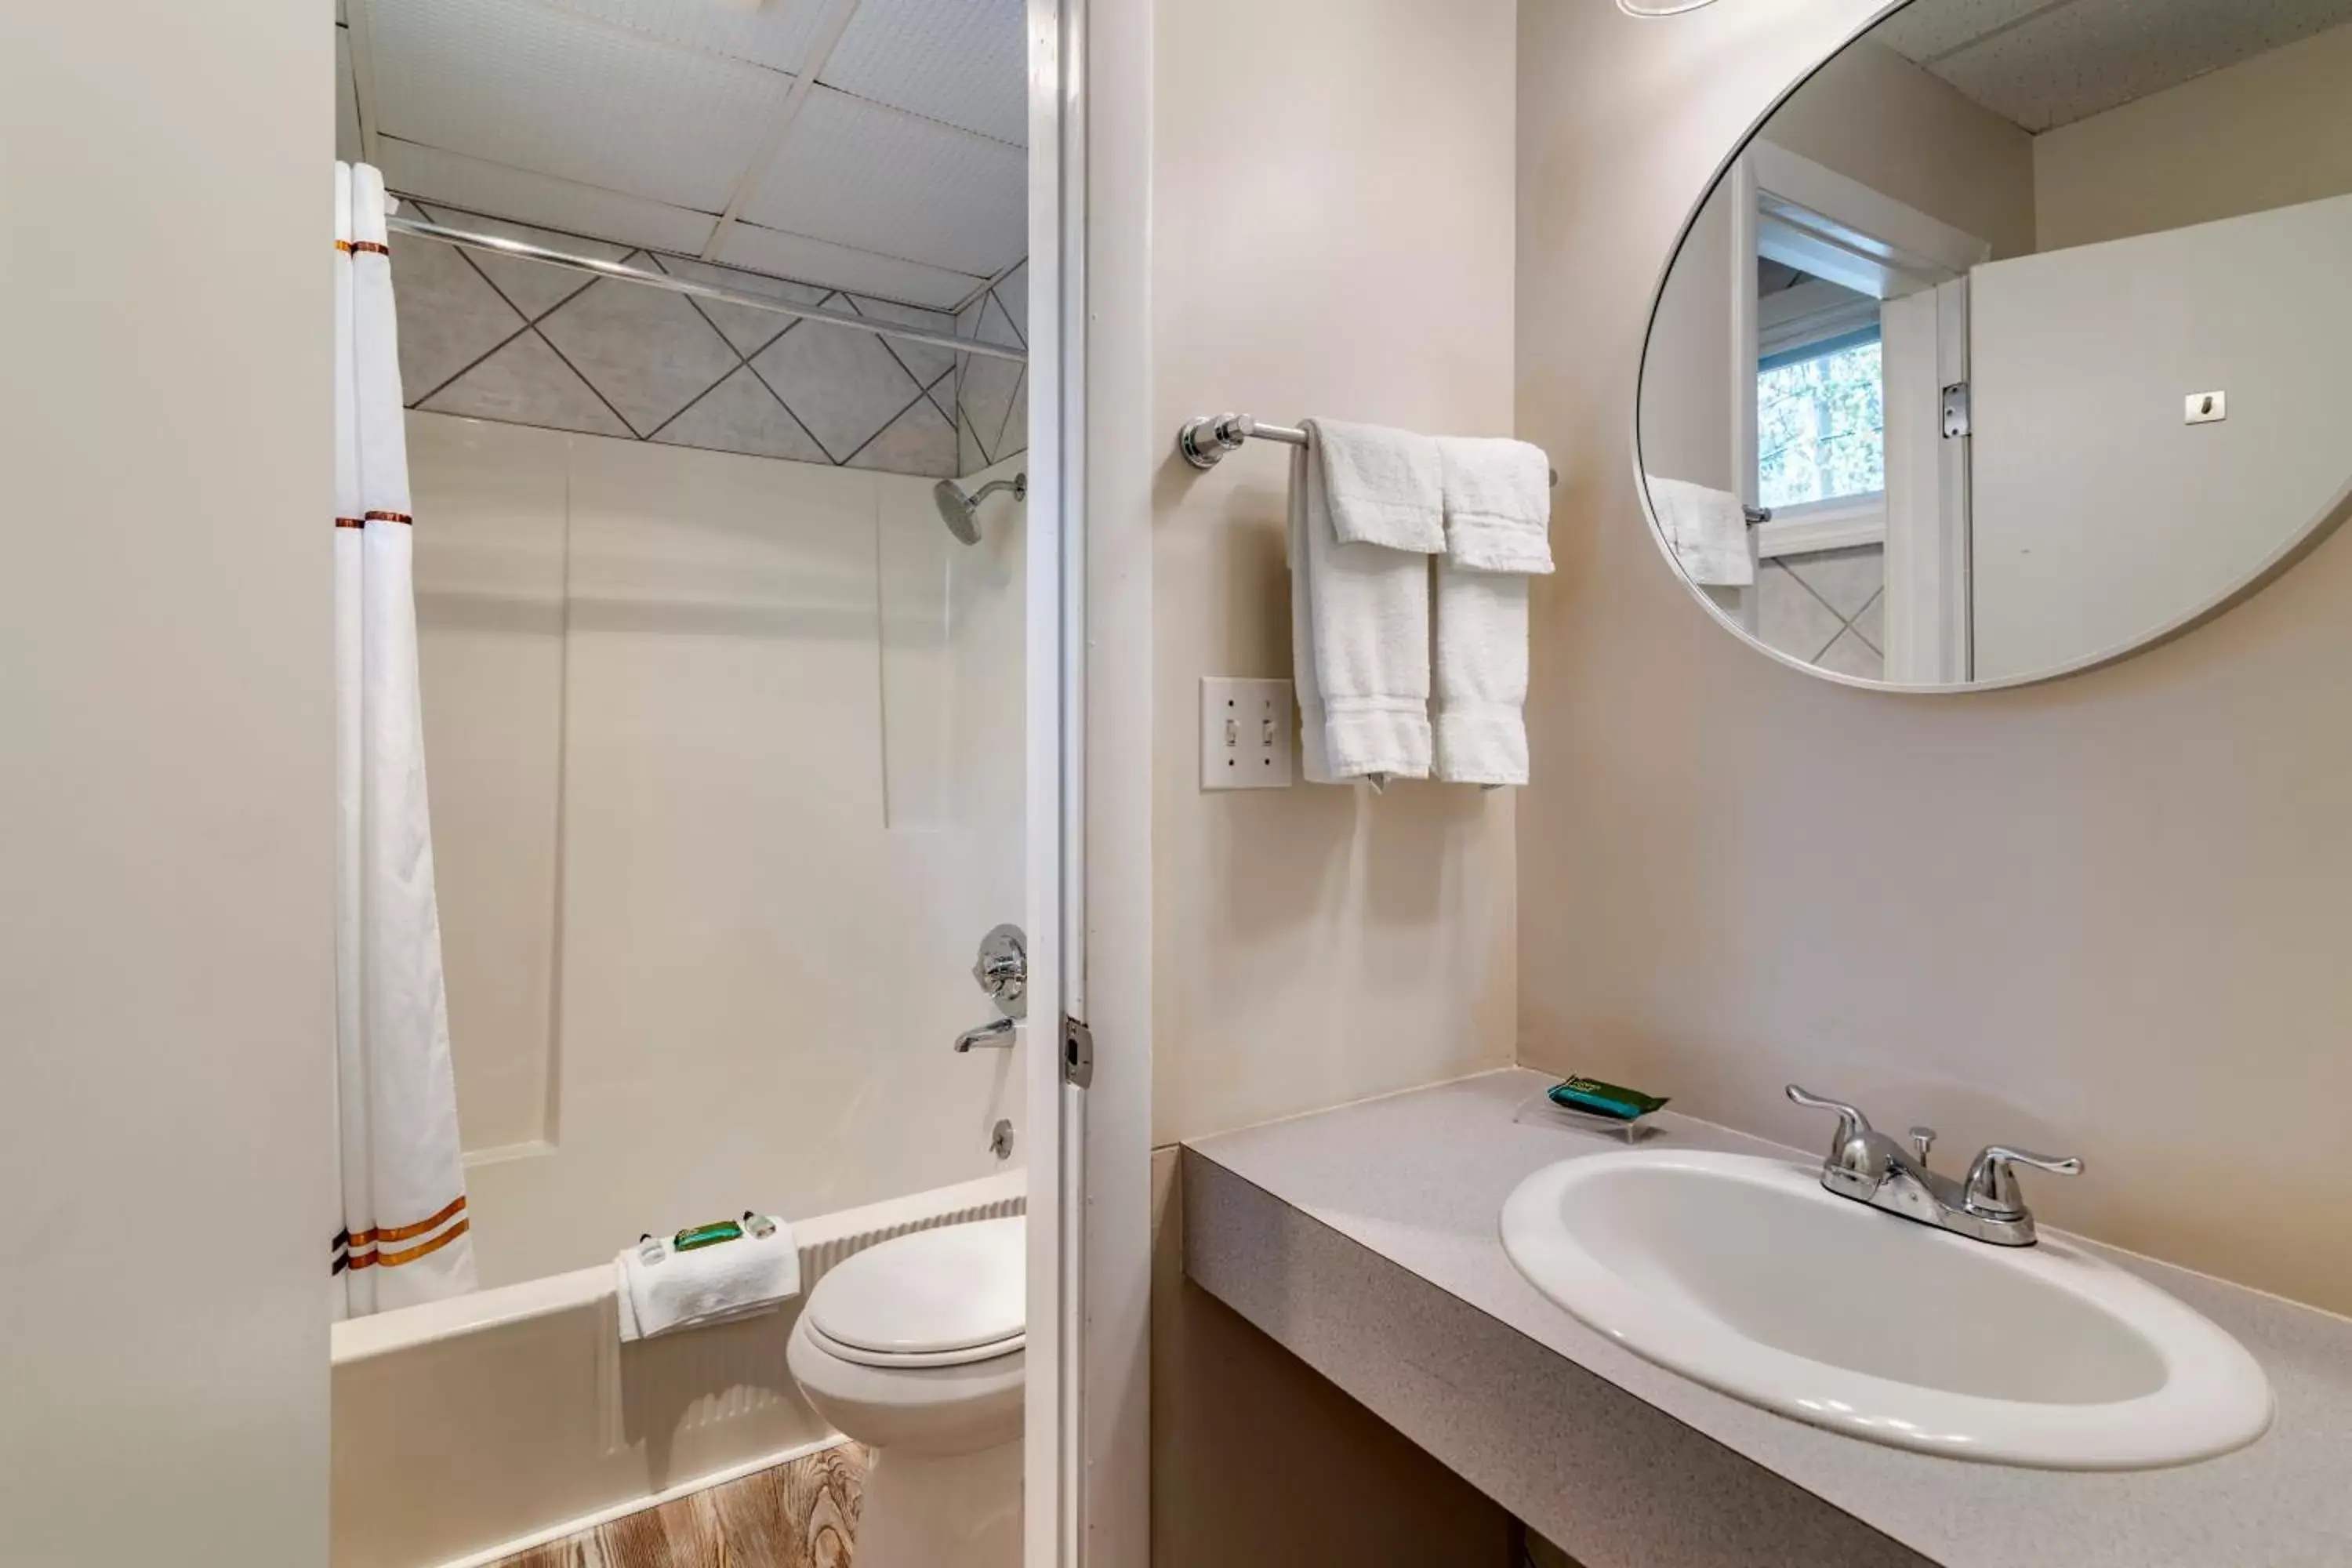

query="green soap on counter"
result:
[1548,1075,1670,1120]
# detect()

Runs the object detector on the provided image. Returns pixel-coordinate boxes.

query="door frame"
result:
[1026,1,1152,1563]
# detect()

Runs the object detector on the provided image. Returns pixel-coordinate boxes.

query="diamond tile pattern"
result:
[750,318,927,462]
[391,215,1009,478]
[1755,546,1887,673]
[653,365,829,463]
[537,272,742,435]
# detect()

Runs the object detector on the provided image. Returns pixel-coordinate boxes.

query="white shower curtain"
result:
[332,162,476,1316]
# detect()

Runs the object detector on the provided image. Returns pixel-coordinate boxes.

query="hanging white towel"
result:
[616,1220,801,1343]
[1647,474,1755,587]
[1436,437,1555,574]
[1431,437,1552,786]
[1288,442,1434,784]
[1303,419,1446,553]
[332,162,476,1316]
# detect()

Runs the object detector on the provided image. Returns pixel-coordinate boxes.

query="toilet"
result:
[788,1216,1025,1568]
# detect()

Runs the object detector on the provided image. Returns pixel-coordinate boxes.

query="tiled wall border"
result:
[389,199,1026,480]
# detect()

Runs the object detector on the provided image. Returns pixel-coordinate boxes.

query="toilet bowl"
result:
[787,1216,1025,1568]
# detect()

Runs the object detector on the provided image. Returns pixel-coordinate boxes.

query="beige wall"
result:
[408,415,1027,1288]
[1150,0,1520,1151]
[1768,38,2037,261]
[1518,0,2352,1316]
[0,0,333,1562]
[2035,21,2352,252]
[1149,1,1523,1560]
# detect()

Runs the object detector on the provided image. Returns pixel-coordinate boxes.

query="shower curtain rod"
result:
[384,214,1027,364]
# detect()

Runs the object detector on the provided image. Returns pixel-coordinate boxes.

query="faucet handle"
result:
[1785,1085,1874,1152]
[1963,1145,2083,1218]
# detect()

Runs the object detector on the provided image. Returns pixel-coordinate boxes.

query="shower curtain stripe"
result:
[332,159,477,1318]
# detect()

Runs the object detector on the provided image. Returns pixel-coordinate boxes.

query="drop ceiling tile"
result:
[535,273,742,435]
[648,254,829,356]
[750,319,924,461]
[820,0,1027,146]
[1926,0,2352,130]
[846,390,956,477]
[385,222,528,400]
[408,201,631,320]
[653,365,829,463]
[713,220,982,310]
[362,0,786,210]
[379,138,720,256]
[740,86,1025,278]
[843,295,959,385]
[538,0,829,74]
[992,259,1028,343]
[1869,0,2060,65]
[419,329,633,437]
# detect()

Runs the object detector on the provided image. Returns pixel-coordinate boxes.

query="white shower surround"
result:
[403,413,1029,1290]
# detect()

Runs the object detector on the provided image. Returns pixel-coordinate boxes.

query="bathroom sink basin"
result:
[1499,1149,2272,1469]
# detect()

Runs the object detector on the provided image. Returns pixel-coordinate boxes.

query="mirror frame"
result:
[1628,0,2352,695]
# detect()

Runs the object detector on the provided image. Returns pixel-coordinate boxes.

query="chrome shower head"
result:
[931,472,1026,546]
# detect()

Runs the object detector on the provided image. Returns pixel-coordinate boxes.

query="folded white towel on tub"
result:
[616,1215,800,1342]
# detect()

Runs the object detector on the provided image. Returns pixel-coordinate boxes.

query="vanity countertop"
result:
[1181,1068,2352,1568]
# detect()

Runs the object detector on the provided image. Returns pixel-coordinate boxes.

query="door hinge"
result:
[1940,381,1972,438]
[1062,1015,1094,1087]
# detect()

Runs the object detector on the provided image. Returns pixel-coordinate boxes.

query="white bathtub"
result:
[330,1171,1025,1568]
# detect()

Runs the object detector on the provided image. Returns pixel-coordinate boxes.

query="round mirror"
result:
[1636,0,2352,689]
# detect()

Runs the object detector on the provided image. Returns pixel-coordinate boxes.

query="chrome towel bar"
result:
[1178,413,1558,488]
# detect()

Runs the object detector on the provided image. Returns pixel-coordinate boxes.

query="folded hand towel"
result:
[1304,419,1446,553]
[1432,562,1530,786]
[1436,437,1554,574]
[615,1217,799,1343]
[1646,474,1754,586]
[1289,443,1433,784]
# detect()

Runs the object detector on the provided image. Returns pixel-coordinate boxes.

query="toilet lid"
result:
[808,1217,1025,1359]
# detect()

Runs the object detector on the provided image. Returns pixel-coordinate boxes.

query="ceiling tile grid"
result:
[536,0,831,74]
[1874,0,2352,132]
[740,85,1027,278]
[365,0,786,211]
[378,140,724,257]
[820,0,1029,144]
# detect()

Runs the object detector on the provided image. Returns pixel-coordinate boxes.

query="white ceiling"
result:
[1872,0,2352,132]
[336,0,1026,310]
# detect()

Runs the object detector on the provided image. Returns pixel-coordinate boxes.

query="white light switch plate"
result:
[1200,677,1294,789]
[2185,390,2227,425]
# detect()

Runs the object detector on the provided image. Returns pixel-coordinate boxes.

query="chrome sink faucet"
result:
[1784,1085,2082,1247]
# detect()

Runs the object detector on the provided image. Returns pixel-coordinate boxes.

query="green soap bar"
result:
[673,1219,745,1252]
[1549,1076,1670,1120]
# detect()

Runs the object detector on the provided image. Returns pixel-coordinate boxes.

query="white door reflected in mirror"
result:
[1635,0,2352,690]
